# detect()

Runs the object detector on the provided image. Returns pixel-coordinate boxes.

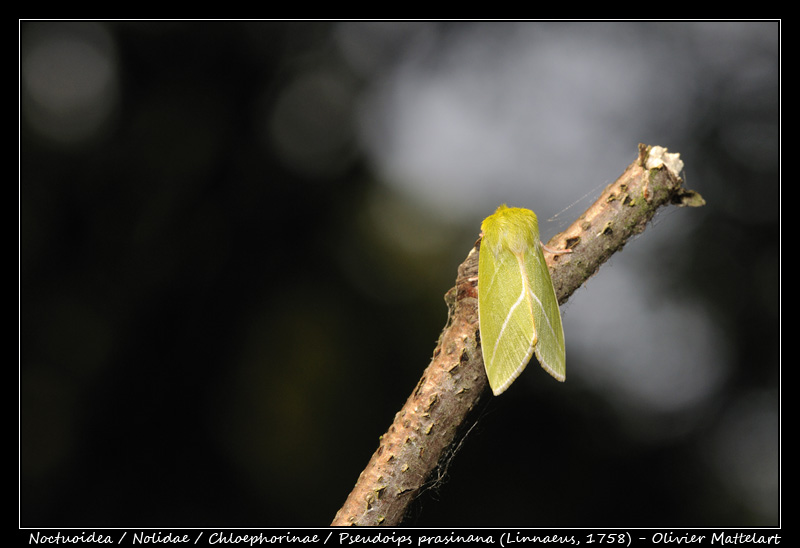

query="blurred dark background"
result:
[20,21,779,527]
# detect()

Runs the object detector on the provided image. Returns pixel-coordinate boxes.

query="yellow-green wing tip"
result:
[535,347,566,382]
[490,369,524,396]
[488,347,536,396]
[489,356,565,395]
[543,367,566,382]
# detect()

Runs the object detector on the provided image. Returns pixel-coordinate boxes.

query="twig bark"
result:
[331,144,704,526]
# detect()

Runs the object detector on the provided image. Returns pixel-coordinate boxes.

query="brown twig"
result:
[331,144,704,526]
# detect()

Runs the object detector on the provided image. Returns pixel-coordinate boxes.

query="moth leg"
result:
[541,242,572,255]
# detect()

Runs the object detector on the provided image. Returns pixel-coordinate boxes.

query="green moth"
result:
[478,204,567,395]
